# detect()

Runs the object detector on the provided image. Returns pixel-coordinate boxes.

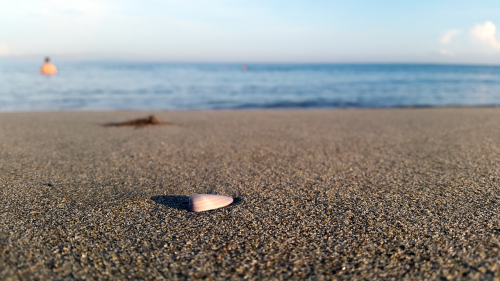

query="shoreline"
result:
[1,103,500,113]
[2,108,500,279]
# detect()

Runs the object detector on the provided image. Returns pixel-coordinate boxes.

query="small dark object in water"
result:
[103,115,172,128]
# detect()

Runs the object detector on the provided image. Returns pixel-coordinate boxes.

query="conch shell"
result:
[189,194,234,212]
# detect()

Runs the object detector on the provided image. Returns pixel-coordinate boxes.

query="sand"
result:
[1,108,500,280]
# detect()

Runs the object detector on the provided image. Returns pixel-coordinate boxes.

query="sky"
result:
[1,0,500,63]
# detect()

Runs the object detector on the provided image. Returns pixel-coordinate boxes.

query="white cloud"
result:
[439,49,454,56]
[0,44,12,56]
[471,21,500,49]
[440,29,460,44]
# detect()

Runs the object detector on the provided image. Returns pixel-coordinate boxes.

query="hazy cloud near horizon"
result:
[1,0,500,63]
[440,30,460,44]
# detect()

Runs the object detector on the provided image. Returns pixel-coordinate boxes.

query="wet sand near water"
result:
[1,108,500,280]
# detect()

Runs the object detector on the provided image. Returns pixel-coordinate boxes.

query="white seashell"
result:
[189,194,234,212]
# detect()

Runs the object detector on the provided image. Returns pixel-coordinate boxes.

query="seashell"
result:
[189,194,233,212]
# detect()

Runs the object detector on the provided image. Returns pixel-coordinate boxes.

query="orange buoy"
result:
[40,57,57,75]
[241,65,248,71]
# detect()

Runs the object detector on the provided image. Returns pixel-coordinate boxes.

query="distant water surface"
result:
[1,61,500,111]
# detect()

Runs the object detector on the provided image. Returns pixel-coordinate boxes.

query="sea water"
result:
[1,61,500,111]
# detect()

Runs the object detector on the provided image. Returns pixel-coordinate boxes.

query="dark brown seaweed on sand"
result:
[103,115,172,128]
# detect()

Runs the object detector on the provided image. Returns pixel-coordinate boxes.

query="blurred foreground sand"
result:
[1,109,500,280]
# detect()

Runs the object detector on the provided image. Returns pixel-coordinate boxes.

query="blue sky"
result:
[1,0,500,63]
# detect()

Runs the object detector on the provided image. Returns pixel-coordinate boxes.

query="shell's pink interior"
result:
[189,194,233,211]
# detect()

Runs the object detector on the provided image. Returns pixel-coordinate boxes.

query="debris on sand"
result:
[103,115,172,128]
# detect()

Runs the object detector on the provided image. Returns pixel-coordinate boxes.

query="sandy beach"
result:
[1,108,500,280]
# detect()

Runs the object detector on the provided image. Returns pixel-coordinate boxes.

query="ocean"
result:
[1,61,500,111]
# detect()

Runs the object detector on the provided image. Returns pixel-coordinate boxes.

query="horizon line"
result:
[1,57,500,67]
